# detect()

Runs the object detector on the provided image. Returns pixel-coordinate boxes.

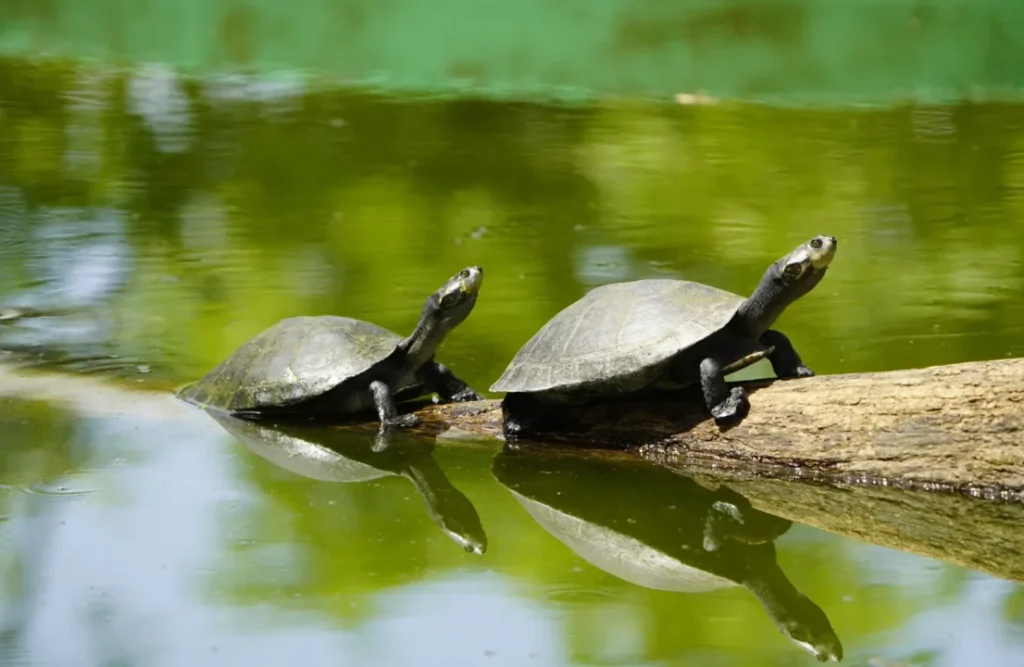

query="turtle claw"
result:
[450,387,484,403]
[384,413,421,430]
[710,387,750,427]
[502,418,524,443]
[776,364,814,379]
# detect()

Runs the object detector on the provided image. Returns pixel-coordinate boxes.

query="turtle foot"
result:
[384,413,421,430]
[502,417,525,442]
[788,365,815,379]
[450,387,484,403]
[710,387,750,427]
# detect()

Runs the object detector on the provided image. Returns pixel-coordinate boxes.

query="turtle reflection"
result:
[209,413,487,555]
[491,450,842,662]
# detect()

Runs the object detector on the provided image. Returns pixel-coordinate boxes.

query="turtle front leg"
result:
[370,380,421,431]
[760,330,814,379]
[699,357,750,427]
[422,361,484,403]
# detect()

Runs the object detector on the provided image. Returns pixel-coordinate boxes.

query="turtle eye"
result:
[458,269,471,279]
[810,238,823,249]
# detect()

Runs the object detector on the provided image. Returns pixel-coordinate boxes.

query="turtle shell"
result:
[178,315,404,412]
[490,279,744,394]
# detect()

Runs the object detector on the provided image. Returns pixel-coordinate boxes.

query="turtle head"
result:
[777,235,837,286]
[739,236,837,336]
[403,266,484,365]
[426,265,484,332]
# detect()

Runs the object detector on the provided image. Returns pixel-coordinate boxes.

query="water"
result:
[0,55,1023,666]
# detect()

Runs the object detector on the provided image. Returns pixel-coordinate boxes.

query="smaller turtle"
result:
[491,236,837,438]
[177,266,485,431]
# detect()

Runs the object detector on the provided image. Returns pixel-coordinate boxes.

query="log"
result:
[417,357,1024,499]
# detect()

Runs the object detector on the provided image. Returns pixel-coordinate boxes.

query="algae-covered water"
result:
[0,52,1023,667]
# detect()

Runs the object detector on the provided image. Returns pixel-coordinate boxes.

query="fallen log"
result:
[417,357,1024,499]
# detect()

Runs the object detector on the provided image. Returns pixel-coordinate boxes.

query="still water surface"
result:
[0,57,1023,666]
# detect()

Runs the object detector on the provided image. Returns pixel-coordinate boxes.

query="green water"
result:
[0,56,1023,666]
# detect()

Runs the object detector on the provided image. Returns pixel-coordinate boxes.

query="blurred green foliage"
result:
[1,1,1024,105]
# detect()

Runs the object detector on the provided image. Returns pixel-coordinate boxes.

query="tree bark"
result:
[420,358,1024,499]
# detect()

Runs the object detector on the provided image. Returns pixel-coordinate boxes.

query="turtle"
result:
[490,236,837,439]
[177,266,485,433]
[491,448,843,662]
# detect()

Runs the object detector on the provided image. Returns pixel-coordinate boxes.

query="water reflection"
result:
[208,412,487,555]
[0,398,83,657]
[493,449,843,662]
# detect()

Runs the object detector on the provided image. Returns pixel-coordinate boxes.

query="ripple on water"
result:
[541,586,618,604]
[22,482,95,496]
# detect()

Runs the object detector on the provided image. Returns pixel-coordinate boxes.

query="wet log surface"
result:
[414,358,1024,499]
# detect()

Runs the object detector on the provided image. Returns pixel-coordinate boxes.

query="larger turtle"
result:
[491,236,837,438]
[177,266,485,431]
